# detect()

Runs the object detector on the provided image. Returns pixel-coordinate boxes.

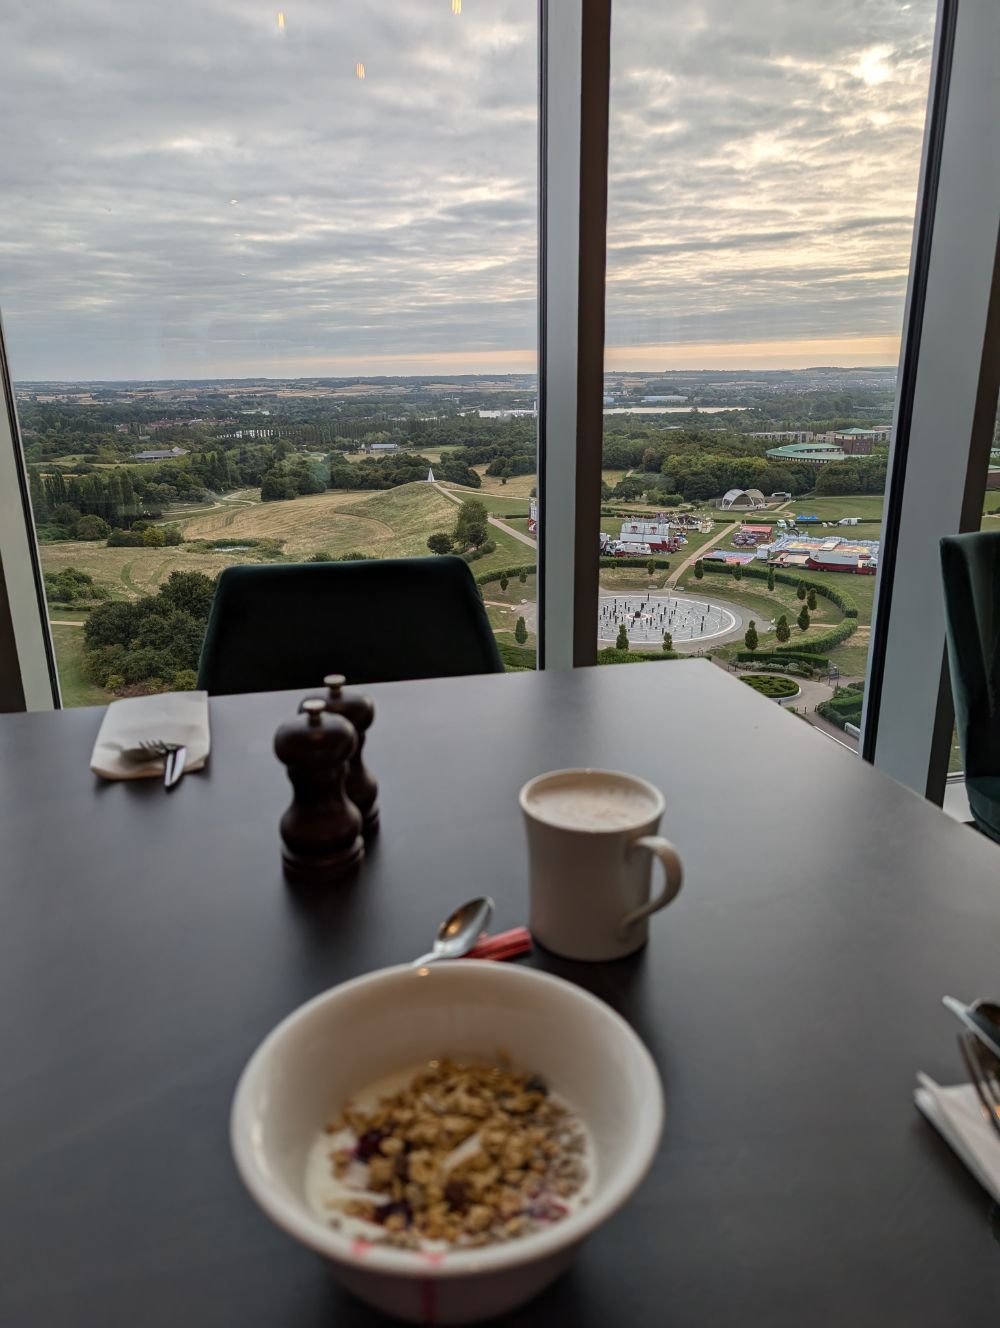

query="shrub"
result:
[498,642,536,671]
[461,538,497,564]
[596,647,679,664]
[741,674,799,699]
[476,564,536,587]
[776,620,857,654]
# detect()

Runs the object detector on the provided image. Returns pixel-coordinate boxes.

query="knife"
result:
[164,744,187,790]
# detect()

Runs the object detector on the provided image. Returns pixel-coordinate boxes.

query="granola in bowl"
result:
[305,1057,593,1251]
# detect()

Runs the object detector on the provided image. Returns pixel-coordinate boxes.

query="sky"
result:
[0,0,935,380]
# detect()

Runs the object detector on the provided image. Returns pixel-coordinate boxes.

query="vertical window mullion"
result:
[537,0,611,670]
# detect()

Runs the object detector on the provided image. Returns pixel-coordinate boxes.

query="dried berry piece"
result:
[444,1179,469,1211]
[355,1129,385,1160]
[524,1075,548,1096]
[375,1200,412,1228]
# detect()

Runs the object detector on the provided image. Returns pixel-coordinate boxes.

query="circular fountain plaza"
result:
[598,590,745,649]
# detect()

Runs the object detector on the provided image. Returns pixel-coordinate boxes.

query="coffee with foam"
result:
[523,773,659,832]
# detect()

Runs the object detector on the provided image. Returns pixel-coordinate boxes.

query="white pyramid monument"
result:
[427,467,435,483]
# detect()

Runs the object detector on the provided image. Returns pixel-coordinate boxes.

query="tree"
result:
[499,574,509,591]
[797,604,811,632]
[157,571,216,619]
[519,568,528,583]
[807,587,817,611]
[744,620,759,652]
[776,614,791,643]
[767,566,775,591]
[453,499,489,550]
[733,563,743,582]
[309,551,333,562]
[694,560,704,580]
[646,558,656,577]
[142,526,166,547]
[616,623,629,651]
[426,531,454,555]
[75,514,110,541]
[796,580,807,601]
[514,616,528,645]
[662,631,673,653]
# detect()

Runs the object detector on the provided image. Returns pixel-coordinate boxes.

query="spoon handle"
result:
[411,952,443,969]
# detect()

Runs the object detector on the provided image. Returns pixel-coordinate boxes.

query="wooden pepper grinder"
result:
[321,673,380,838]
[273,698,364,883]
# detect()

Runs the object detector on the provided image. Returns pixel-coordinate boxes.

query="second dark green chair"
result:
[940,531,1000,843]
[197,556,504,695]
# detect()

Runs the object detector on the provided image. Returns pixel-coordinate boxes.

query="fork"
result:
[124,739,183,788]
[957,1031,1000,1140]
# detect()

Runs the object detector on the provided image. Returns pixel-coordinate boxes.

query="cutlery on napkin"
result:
[90,691,210,781]
[914,1073,1000,1204]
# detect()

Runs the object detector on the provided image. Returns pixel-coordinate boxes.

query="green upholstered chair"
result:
[197,556,504,696]
[940,531,1000,843]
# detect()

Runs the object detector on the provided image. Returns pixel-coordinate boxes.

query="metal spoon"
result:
[943,996,1000,1061]
[412,896,495,968]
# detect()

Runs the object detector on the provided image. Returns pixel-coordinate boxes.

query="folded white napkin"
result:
[914,1073,1000,1203]
[90,691,210,781]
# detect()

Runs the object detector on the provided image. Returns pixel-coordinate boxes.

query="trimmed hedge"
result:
[599,556,671,571]
[597,647,680,665]
[736,649,830,668]
[697,560,859,618]
[498,642,536,671]
[776,619,857,654]
[476,564,536,587]
[741,674,799,699]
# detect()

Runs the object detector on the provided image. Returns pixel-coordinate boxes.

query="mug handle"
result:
[620,835,683,936]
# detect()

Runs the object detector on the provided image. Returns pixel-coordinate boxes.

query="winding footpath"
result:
[433,483,537,551]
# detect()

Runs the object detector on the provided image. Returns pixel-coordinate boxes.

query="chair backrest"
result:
[940,532,1000,776]
[197,556,505,695]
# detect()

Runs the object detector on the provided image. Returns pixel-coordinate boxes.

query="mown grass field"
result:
[39,483,534,603]
[783,494,885,523]
[48,622,112,706]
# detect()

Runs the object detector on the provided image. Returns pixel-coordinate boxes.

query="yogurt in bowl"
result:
[230,962,663,1324]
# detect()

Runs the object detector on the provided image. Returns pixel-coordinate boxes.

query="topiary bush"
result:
[741,674,799,699]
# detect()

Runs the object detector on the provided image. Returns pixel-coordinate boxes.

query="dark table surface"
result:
[2,660,1000,1327]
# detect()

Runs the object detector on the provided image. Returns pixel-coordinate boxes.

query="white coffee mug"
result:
[519,768,683,962]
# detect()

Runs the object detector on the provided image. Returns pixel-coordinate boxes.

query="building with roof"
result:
[720,488,767,510]
[830,427,885,455]
[132,446,189,462]
[759,533,880,574]
[765,441,847,466]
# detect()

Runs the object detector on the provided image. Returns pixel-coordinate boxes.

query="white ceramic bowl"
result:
[231,961,663,1324]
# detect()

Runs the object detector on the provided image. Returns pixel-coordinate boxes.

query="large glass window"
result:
[599,0,935,729]
[0,0,537,704]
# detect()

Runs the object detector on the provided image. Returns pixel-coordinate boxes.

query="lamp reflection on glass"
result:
[356,62,366,79]
[277,11,285,30]
[452,0,462,13]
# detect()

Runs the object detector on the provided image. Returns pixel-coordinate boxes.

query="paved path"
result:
[433,484,537,550]
[49,619,86,627]
[667,521,736,587]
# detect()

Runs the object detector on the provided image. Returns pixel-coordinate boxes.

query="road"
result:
[667,521,736,587]
[433,484,537,551]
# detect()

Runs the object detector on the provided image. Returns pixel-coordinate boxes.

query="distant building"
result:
[426,467,436,483]
[829,427,885,455]
[748,431,814,442]
[369,442,399,453]
[133,446,189,462]
[641,395,686,404]
[720,488,767,510]
[765,441,847,466]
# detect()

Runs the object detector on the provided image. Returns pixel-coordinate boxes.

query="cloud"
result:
[0,0,935,377]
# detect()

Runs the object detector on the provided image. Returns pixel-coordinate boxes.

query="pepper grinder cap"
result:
[324,673,346,697]
[302,697,327,725]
